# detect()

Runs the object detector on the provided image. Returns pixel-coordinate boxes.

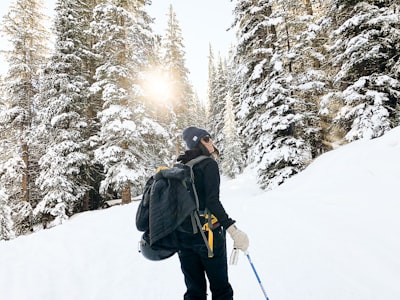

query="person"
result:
[176,126,249,300]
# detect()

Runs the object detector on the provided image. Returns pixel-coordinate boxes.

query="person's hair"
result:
[198,142,219,158]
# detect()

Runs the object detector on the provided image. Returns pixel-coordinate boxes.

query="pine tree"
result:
[90,0,162,203]
[0,189,14,241]
[76,0,104,212]
[271,0,327,156]
[233,0,322,189]
[0,0,48,202]
[0,100,32,235]
[161,4,198,155]
[206,44,217,121]
[34,0,91,228]
[209,56,228,148]
[221,92,244,178]
[0,0,49,232]
[326,0,400,141]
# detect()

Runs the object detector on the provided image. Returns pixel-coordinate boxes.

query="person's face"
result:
[200,135,214,154]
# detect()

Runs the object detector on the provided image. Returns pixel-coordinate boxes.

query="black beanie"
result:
[182,126,210,150]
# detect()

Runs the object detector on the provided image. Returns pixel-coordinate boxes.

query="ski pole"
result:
[245,251,270,300]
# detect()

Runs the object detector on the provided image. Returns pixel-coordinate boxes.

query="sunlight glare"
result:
[142,68,173,105]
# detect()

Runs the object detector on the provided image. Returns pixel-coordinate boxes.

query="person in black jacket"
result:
[177,126,249,300]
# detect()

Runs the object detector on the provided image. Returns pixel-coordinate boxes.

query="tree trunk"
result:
[82,192,90,211]
[121,183,131,204]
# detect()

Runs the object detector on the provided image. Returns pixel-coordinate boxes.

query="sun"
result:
[142,67,173,105]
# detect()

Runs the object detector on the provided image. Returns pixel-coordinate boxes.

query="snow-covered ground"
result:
[1,127,400,300]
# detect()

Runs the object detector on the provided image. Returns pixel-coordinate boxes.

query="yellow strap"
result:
[199,213,218,258]
[208,229,213,257]
[200,213,219,225]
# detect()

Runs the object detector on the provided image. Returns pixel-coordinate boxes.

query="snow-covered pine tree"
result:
[34,0,91,228]
[206,44,217,121]
[130,2,174,168]
[161,4,199,155]
[327,0,400,141]
[90,0,163,203]
[0,153,32,235]
[233,0,278,177]
[0,0,49,232]
[225,44,244,136]
[221,91,244,178]
[233,0,322,189]
[271,0,327,156]
[208,56,228,150]
[0,188,14,241]
[0,97,32,235]
[74,0,104,211]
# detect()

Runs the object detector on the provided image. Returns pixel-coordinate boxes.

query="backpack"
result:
[136,155,214,261]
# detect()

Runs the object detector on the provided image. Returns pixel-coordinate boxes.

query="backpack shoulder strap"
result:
[185,155,209,168]
[185,155,209,187]
[184,155,209,208]
[185,155,214,258]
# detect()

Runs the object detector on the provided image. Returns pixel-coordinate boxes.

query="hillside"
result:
[0,127,399,300]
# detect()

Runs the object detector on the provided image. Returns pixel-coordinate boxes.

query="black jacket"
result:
[136,150,235,250]
[178,149,235,230]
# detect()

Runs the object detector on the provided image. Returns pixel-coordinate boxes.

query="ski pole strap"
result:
[246,252,270,300]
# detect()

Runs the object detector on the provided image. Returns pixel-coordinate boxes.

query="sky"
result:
[1,126,399,299]
[146,1,236,101]
[0,0,236,102]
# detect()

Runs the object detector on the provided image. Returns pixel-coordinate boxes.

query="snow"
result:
[1,127,400,300]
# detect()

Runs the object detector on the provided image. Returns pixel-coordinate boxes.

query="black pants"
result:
[178,228,233,300]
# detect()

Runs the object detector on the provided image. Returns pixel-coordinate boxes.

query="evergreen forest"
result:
[1,0,399,240]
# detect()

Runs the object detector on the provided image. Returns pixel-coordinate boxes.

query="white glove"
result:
[226,224,249,252]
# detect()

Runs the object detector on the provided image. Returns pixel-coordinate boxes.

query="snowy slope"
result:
[1,127,400,300]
